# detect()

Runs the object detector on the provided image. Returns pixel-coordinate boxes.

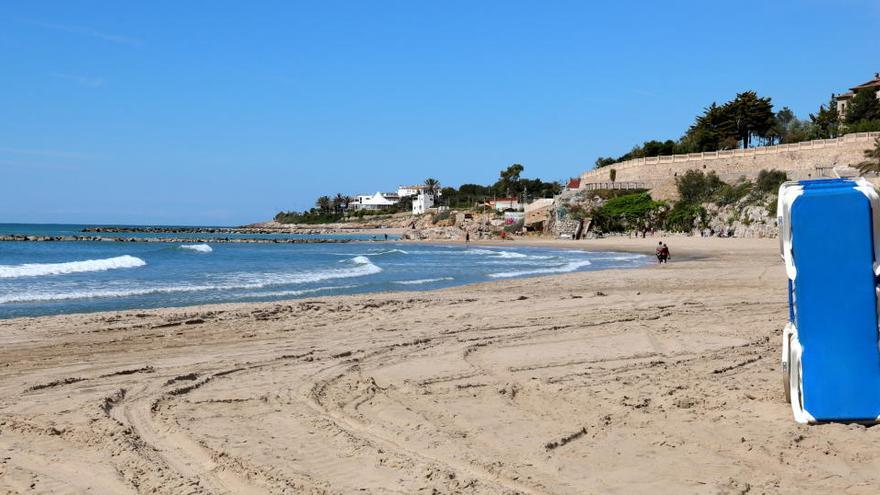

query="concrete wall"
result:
[580,132,880,189]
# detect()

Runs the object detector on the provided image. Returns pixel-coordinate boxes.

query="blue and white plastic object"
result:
[779,177,880,423]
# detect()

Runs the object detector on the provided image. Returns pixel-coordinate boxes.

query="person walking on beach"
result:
[465,231,470,244]
[656,242,671,264]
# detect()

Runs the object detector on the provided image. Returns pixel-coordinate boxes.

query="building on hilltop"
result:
[352,192,399,210]
[835,73,880,115]
[412,191,435,215]
[397,185,434,198]
[485,198,522,212]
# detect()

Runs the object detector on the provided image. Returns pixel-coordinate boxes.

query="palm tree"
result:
[316,195,332,214]
[333,193,346,214]
[857,137,880,176]
[423,178,440,196]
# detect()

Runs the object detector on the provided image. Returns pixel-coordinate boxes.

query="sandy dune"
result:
[2,237,879,494]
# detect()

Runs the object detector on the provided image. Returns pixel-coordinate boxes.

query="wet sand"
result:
[1,237,877,494]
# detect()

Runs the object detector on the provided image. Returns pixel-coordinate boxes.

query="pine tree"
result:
[845,88,880,125]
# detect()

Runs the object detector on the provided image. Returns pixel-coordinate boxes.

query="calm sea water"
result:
[0,224,650,319]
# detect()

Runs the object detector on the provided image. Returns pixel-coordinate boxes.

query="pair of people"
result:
[656,242,670,264]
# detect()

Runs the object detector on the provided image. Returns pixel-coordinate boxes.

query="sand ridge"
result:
[1,238,878,494]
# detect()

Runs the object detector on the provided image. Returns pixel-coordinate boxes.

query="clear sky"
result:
[1,0,878,225]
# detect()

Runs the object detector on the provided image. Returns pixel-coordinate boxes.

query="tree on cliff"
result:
[494,164,524,197]
[856,137,880,175]
[809,95,840,139]
[686,102,736,152]
[845,88,880,126]
[595,156,616,168]
[726,91,775,148]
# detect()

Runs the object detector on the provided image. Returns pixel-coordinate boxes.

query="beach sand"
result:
[1,237,877,494]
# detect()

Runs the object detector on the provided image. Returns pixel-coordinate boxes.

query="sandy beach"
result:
[1,237,877,494]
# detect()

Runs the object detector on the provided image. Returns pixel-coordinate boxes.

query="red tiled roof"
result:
[567,178,581,189]
[851,75,880,91]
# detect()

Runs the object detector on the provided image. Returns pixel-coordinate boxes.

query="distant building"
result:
[398,185,433,198]
[835,73,880,116]
[524,198,555,231]
[353,192,399,211]
[503,211,524,225]
[566,178,581,190]
[485,198,522,211]
[412,191,435,215]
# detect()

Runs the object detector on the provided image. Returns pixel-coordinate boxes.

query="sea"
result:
[0,224,651,319]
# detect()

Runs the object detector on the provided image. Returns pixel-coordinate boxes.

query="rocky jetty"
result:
[0,235,355,244]
[81,226,358,235]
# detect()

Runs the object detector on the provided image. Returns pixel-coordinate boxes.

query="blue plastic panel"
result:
[792,181,880,421]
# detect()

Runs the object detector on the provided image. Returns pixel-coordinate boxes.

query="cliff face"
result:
[703,202,777,238]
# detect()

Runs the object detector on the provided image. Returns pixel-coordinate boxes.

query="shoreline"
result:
[0,237,758,323]
[5,237,863,494]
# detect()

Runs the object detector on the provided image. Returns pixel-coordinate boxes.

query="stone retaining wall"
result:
[580,133,879,188]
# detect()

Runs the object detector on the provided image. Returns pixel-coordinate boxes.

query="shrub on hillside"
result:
[714,179,753,206]
[665,201,706,232]
[591,192,665,232]
[755,169,788,195]
[676,170,724,203]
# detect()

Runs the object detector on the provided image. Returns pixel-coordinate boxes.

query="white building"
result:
[485,198,522,212]
[412,192,435,215]
[399,185,443,198]
[353,192,399,211]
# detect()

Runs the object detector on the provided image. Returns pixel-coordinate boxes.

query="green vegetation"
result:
[440,164,562,208]
[594,88,879,168]
[754,169,788,195]
[660,169,787,233]
[274,165,562,224]
[845,88,880,126]
[591,192,665,233]
[856,137,880,175]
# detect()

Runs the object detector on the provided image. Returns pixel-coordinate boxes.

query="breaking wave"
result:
[0,256,381,304]
[180,244,213,253]
[241,284,360,299]
[392,277,454,285]
[0,255,146,279]
[488,259,593,279]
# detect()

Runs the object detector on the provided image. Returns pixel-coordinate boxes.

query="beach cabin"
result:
[780,178,880,423]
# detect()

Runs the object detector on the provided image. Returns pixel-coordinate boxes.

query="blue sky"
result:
[1,0,878,225]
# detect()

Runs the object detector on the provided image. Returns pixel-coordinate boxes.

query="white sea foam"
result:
[180,244,213,253]
[392,277,454,285]
[0,256,382,304]
[371,248,408,256]
[0,255,146,279]
[488,259,593,279]
[493,251,528,259]
[464,248,498,255]
[242,284,360,299]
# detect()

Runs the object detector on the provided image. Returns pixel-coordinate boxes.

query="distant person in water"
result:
[384,233,388,241]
